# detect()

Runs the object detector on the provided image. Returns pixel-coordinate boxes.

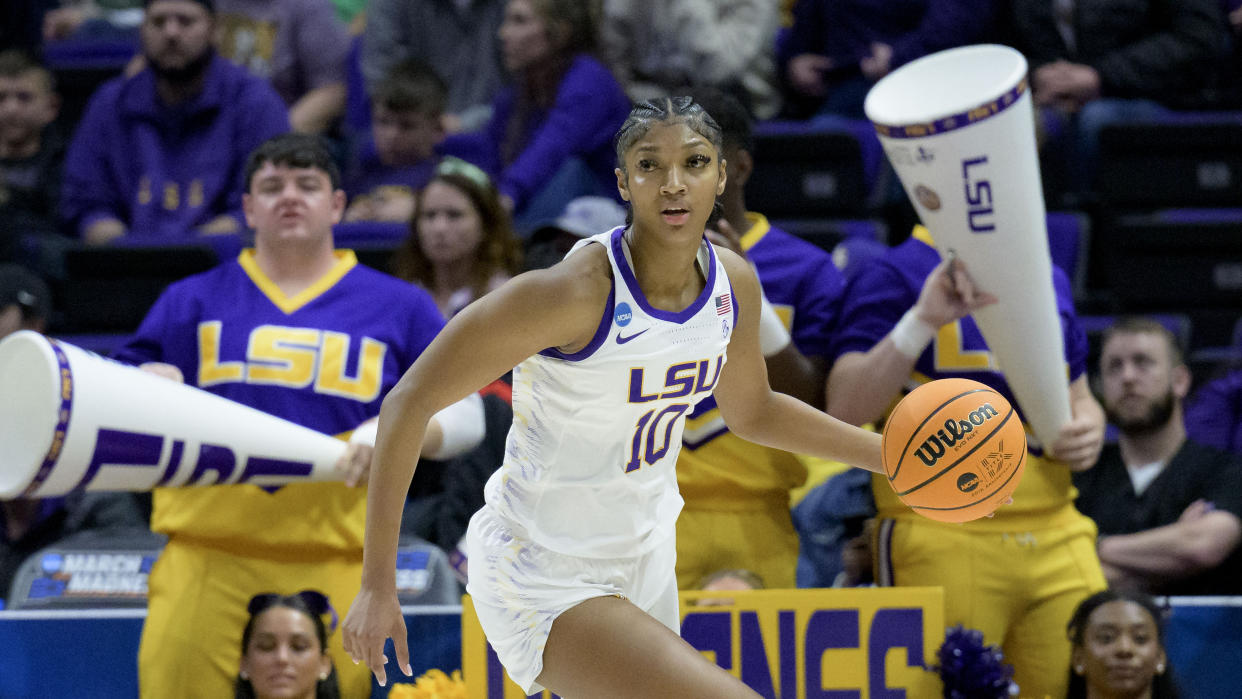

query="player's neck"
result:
[1118,413,1186,467]
[624,226,705,312]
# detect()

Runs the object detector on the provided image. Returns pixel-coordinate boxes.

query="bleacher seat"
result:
[394,537,460,606]
[748,121,873,220]
[1096,116,1242,210]
[1096,210,1242,308]
[6,528,166,610]
[57,244,220,334]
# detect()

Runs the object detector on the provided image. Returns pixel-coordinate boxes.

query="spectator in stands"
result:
[236,590,341,699]
[691,568,765,607]
[214,0,349,135]
[42,0,143,42]
[119,134,483,698]
[778,0,998,121]
[438,0,631,232]
[1066,589,1182,699]
[361,0,507,134]
[826,224,1107,699]
[1006,0,1230,202]
[524,194,627,272]
[343,60,446,224]
[0,263,149,607]
[0,50,68,274]
[1077,317,1242,595]
[671,88,846,592]
[60,0,289,245]
[1185,368,1242,453]
[600,1,782,119]
[391,157,521,319]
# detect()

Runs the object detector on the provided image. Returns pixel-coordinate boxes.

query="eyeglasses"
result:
[435,156,492,189]
[248,589,338,633]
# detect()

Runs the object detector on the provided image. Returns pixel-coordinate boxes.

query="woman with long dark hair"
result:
[235,590,341,699]
[438,0,631,230]
[1066,589,1181,699]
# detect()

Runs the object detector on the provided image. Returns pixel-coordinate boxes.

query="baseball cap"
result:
[0,264,52,323]
[531,196,627,241]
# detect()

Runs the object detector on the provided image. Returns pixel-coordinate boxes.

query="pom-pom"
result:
[934,625,1017,699]
[386,668,467,698]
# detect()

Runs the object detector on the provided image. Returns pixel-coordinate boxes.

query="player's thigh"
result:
[538,595,762,699]
[675,508,797,590]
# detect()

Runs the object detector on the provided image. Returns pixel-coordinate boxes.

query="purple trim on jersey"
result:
[611,227,717,323]
[538,286,616,362]
[23,340,75,497]
[873,79,1027,140]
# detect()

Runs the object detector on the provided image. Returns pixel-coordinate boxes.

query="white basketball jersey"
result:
[484,226,736,558]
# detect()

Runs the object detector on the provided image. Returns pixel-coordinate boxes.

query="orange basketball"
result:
[880,378,1027,523]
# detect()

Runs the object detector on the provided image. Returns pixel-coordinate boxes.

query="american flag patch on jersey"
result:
[715,293,732,316]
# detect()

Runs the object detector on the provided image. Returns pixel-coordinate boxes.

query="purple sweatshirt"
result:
[439,54,630,212]
[783,0,997,77]
[61,54,290,240]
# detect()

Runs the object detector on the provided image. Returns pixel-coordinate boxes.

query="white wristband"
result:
[891,309,937,359]
[757,289,792,357]
[425,392,486,460]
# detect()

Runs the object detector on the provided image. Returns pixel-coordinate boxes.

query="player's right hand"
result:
[342,585,411,686]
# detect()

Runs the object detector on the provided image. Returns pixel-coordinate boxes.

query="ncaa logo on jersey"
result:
[615,302,633,327]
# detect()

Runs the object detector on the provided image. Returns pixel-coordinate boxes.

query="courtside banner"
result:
[461,587,945,698]
[865,44,1071,450]
[0,331,347,498]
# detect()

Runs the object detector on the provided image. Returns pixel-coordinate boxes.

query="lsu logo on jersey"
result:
[197,321,387,401]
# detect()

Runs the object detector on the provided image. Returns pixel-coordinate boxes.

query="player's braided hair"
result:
[613,96,724,173]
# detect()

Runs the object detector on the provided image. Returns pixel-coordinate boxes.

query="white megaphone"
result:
[0,330,348,499]
[864,44,1071,449]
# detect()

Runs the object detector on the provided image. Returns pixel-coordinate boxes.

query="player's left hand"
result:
[336,443,374,487]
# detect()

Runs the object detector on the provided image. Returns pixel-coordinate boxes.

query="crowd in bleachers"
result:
[3,0,1242,695]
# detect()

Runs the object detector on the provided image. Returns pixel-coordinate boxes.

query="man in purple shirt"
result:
[60,0,289,245]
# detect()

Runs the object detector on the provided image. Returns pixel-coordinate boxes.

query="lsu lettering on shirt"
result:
[114,249,444,555]
[831,226,1089,529]
[485,227,736,558]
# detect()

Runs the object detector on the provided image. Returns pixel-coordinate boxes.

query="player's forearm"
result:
[730,390,884,474]
[360,383,432,589]
[826,346,916,426]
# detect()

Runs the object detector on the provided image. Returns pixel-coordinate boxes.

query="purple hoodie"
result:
[61,54,290,240]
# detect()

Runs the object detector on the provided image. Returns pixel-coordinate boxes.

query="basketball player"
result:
[343,97,887,698]
[117,134,484,698]
[826,225,1107,699]
[674,88,847,591]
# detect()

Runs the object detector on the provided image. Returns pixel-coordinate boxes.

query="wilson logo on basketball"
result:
[913,403,1000,467]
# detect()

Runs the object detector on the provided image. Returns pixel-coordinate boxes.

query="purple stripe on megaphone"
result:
[22,340,75,497]
[872,79,1028,140]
